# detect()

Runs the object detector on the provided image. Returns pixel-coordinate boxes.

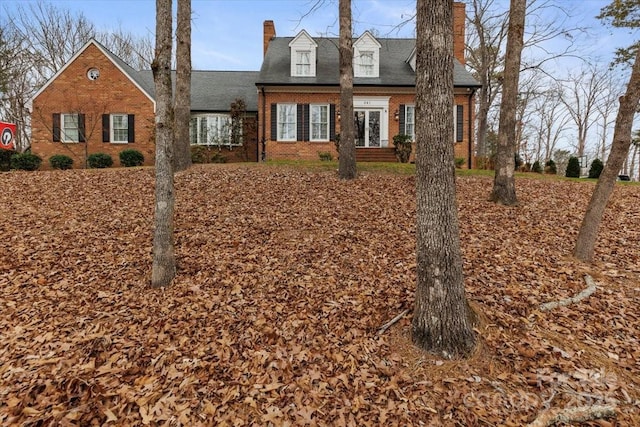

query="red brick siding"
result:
[259,90,475,167]
[31,43,156,169]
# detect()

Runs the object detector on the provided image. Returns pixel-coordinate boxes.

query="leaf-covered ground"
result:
[0,164,638,426]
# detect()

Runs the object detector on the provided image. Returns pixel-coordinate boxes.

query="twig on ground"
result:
[377,309,410,335]
[527,404,615,427]
[540,274,597,311]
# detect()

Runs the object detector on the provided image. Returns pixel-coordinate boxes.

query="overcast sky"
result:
[3,0,637,71]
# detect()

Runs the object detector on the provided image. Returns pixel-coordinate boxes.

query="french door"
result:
[354,109,381,147]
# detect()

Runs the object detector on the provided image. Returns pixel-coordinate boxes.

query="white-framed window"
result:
[277,104,297,141]
[358,51,374,76]
[295,50,311,76]
[61,113,80,143]
[110,114,129,143]
[189,114,241,146]
[405,105,415,140]
[310,104,329,141]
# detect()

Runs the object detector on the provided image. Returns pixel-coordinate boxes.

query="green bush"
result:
[588,158,604,179]
[11,152,42,171]
[532,160,543,173]
[119,149,145,167]
[318,152,333,161]
[455,157,466,169]
[49,154,74,170]
[0,149,15,171]
[545,159,557,175]
[565,156,581,178]
[393,134,413,163]
[87,153,113,168]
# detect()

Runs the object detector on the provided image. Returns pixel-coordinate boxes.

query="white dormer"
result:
[289,30,317,77]
[353,31,381,78]
[406,47,417,72]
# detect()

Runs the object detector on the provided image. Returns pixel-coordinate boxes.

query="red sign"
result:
[0,121,16,151]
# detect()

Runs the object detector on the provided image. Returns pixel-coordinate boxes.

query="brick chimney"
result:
[263,20,276,57]
[453,2,466,65]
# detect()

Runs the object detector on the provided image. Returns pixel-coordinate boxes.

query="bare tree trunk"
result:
[173,0,192,173]
[412,0,477,359]
[490,0,525,205]
[574,48,640,262]
[338,0,356,180]
[151,0,176,287]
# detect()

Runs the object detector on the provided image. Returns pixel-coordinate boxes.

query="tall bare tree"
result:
[412,0,476,359]
[490,0,526,205]
[574,0,640,262]
[151,0,176,287]
[173,0,192,172]
[466,0,508,166]
[338,0,356,180]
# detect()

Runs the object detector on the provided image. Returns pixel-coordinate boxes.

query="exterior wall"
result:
[191,114,259,163]
[259,89,476,168]
[31,43,155,169]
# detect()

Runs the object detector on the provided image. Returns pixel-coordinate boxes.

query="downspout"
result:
[467,88,476,169]
[260,86,266,161]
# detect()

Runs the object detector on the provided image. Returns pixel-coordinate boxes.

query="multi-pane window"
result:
[359,51,374,76]
[295,50,311,76]
[405,105,415,140]
[310,104,329,141]
[61,114,80,142]
[111,114,128,143]
[190,114,240,146]
[277,104,296,141]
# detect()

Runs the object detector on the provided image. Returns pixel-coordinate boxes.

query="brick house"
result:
[29,39,259,168]
[256,2,480,166]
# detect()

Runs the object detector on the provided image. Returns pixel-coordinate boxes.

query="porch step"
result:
[355,148,397,162]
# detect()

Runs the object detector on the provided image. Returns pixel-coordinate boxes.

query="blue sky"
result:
[3,0,635,71]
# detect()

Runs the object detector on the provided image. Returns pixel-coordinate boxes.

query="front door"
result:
[354,109,381,147]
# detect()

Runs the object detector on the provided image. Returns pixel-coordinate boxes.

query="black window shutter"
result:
[296,104,304,141]
[78,114,86,142]
[329,104,336,141]
[270,104,277,141]
[456,105,464,142]
[102,114,110,142]
[303,104,309,141]
[52,113,61,142]
[398,104,406,134]
[128,115,135,142]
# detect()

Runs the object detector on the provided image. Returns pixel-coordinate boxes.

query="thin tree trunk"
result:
[412,0,476,359]
[574,48,640,262]
[338,0,356,180]
[173,0,192,172]
[151,0,176,287]
[490,0,525,205]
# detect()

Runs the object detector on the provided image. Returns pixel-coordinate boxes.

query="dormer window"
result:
[289,30,317,77]
[358,51,375,76]
[353,31,381,78]
[295,50,311,76]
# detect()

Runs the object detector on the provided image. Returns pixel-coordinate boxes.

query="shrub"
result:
[455,157,466,169]
[119,149,145,167]
[531,160,543,173]
[49,154,74,170]
[393,134,413,163]
[191,146,227,164]
[11,152,42,171]
[545,159,557,175]
[87,153,113,168]
[318,152,333,161]
[0,149,15,171]
[565,156,581,178]
[588,158,604,179]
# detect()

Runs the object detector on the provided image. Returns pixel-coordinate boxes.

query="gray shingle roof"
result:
[135,70,260,112]
[257,37,480,88]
